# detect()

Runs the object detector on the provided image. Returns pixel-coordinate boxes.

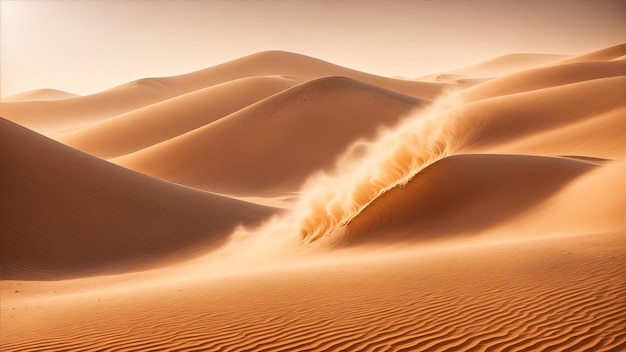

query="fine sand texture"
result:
[1,44,625,351]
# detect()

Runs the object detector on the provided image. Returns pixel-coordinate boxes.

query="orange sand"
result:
[1,44,624,351]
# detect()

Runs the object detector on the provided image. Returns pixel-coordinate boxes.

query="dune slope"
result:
[0,119,275,279]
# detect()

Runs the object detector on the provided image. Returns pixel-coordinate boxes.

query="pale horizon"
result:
[1,0,624,97]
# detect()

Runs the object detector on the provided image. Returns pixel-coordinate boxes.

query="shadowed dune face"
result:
[0,119,275,280]
[116,77,426,196]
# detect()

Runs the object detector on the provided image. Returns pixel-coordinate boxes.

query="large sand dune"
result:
[1,44,624,351]
[0,118,274,279]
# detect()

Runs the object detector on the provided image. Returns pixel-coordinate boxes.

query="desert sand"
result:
[1,44,625,351]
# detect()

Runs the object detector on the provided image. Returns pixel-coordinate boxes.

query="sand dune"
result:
[458,76,626,152]
[0,51,446,136]
[490,106,626,159]
[333,154,604,247]
[60,76,299,158]
[0,118,275,279]
[445,53,569,77]
[1,88,79,102]
[2,44,625,351]
[0,81,181,135]
[557,43,626,64]
[462,59,626,101]
[167,50,449,100]
[296,75,624,244]
[116,76,426,196]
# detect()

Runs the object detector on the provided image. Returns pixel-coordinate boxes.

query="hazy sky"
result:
[1,0,624,97]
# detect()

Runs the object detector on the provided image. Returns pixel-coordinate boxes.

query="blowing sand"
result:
[1,44,625,351]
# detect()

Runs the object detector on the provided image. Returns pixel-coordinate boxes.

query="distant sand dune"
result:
[1,88,79,102]
[0,80,180,135]
[60,76,299,158]
[557,43,626,64]
[296,76,624,244]
[0,51,446,136]
[445,53,569,76]
[0,118,275,279]
[462,59,626,101]
[116,76,426,196]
